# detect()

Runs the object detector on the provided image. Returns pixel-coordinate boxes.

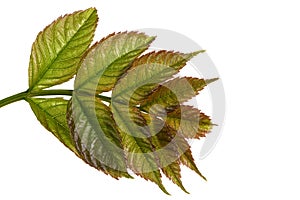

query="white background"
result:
[0,0,299,199]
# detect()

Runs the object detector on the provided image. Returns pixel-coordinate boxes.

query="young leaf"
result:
[113,51,203,104]
[74,32,155,94]
[149,116,206,180]
[112,105,170,194]
[67,95,131,179]
[140,77,217,111]
[121,132,170,195]
[181,148,207,180]
[26,98,79,156]
[28,8,98,92]
[166,106,212,139]
[147,118,189,193]
[131,50,204,70]
[172,130,207,180]
[162,161,188,193]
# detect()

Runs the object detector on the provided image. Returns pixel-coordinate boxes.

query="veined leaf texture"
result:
[0,7,218,195]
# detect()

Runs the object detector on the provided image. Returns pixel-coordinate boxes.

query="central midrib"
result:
[30,10,96,92]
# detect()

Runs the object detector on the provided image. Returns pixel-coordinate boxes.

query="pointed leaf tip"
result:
[192,49,206,55]
[184,50,206,60]
[205,78,219,85]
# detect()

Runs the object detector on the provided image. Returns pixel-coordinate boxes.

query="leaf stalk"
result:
[0,90,28,108]
[0,89,111,108]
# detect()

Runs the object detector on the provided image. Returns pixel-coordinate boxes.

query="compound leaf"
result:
[29,8,98,92]
[0,7,219,195]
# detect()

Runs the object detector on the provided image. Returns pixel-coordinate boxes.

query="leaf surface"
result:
[148,116,206,180]
[141,77,217,111]
[74,32,154,94]
[166,106,212,139]
[131,50,204,70]
[67,95,131,179]
[147,118,189,193]
[112,51,203,104]
[27,98,79,155]
[173,130,207,180]
[28,8,98,92]
[112,105,170,194]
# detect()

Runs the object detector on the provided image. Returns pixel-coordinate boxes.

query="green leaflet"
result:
[112,106,170,194]
[119,131,169,195]
[74,32,155,94]
[166,106,212,139]
[28,8,98,92]
[131,50,204,70]
[112,50,203,105]
[144,111,206,180]
[162,161,188,193]
[140,77,218,112]
[26,98,79,156]
[180,147,207,181]
[67,95,131,179]
[147,117,189,193]
[163,123,207,180]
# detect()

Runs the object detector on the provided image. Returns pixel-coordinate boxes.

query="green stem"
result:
[96,94,111,103]
[29,89,74,97]
[0,89,112,108]
[0,90,28,108]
